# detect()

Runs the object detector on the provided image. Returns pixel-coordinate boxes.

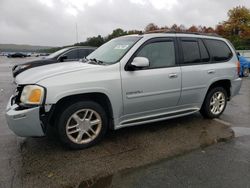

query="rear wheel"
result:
[243,68,249,77]
[56,101,108,149]
[200,87,227,119]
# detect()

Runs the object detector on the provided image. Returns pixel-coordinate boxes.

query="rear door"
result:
[178,37,213,107]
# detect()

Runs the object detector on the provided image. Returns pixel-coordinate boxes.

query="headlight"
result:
[13,65,29,72]
[20,85,45,105]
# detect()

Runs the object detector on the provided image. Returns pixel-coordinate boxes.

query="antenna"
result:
[75,23,79,44]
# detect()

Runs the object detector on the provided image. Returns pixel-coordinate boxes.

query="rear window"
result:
[204,39,233,62]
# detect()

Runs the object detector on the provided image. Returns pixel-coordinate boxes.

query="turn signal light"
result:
[236,61,240,76]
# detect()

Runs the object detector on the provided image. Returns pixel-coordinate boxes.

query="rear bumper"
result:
[231,78,242,98]
[5,96,45,137]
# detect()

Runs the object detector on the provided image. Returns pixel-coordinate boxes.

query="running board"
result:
[118,108,199,129]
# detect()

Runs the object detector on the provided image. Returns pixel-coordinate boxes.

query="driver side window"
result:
[64,50,78,60]
[136,41,176,69]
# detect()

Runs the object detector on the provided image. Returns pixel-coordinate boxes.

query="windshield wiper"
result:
[89,58,105,65]
[81,57,89,63]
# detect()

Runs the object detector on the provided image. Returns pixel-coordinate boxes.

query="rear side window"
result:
[199,40,210,62]
[181,41,200,64]
[204,39,233,62]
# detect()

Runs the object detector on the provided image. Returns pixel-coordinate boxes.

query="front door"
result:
[121,37,181,121]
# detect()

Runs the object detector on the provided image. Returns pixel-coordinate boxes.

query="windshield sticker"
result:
[114,45,129,50]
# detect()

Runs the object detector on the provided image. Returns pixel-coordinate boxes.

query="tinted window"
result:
[78,49,93,59]
[136,41,175,68]
[204,39,232,62]
[182,41,200,64]
[199,40,210,62]
[46,48,71,59]
[64,50,78,60]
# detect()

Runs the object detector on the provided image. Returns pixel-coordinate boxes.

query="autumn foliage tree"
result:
[73,6,250,49]
[219,6,250,49]
[145,23,159,32]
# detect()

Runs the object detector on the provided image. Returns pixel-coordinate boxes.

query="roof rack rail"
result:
[143,30,222,37]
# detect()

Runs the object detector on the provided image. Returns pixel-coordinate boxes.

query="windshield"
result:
[46,48,72,59]
[87,36,141,64]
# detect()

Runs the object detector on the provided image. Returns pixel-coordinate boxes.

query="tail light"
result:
[236,61,240,76]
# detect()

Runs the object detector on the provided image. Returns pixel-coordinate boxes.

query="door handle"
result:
[207,70,216,74]
[169,73,178,79]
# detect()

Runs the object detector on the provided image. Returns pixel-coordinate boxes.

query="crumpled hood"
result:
[15,61,99,84]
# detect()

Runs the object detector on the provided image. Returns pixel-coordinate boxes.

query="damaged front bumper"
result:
[5,95,45,137]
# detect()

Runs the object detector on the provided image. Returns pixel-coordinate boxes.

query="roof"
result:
[67,46,97,49]
[141,30,222,38]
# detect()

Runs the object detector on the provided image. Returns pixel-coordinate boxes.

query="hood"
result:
[15,61,100,84]
[16,57,54,66]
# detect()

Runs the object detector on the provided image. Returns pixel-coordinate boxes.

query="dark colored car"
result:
[12,46,96,77]
[8,52,28,58]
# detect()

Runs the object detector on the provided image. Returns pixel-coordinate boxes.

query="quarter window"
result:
[136,41,176,68]
[204,39,233,62]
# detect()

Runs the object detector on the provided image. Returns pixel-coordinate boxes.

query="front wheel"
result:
[200,87,227,119]
[56,101,108,149]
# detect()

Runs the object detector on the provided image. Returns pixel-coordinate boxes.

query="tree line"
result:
[43,6,250,53]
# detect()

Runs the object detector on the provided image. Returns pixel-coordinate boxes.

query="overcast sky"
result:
[0,0,249,46]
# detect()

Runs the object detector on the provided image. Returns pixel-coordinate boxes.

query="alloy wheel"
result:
[209,91,226,115]
[66,109,102,144]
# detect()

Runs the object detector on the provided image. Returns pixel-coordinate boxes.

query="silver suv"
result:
[6,33,242,149]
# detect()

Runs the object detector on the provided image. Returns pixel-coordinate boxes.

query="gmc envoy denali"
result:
[6,33,242,149]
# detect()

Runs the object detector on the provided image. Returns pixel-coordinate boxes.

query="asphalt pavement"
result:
[87,136,250,188]
[82,77,250,188]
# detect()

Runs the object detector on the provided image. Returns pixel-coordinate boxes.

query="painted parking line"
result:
[214,118,231,126]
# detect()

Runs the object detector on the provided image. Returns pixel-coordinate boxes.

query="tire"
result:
[200,87,227,119]
[56,101,108,149]
[243,68,249,77]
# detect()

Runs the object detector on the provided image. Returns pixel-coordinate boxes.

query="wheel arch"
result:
[205,79,231,102]
[48,92,114,129]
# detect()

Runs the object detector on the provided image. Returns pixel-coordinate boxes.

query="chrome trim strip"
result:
[126,89,181,99]
[119,108,199,126]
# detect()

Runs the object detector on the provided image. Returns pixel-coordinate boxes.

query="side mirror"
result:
[59,55,67,62]
[129,57,149,70]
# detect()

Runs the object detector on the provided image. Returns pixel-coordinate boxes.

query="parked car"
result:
[237,53,250,77]
[12,46,96,77]
[7,52,27,58]
[6,33,242,149]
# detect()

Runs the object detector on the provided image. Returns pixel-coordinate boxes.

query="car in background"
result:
[39,53,50,57]
[237,52,250,77]
[7,52,28,58]
[12,46,96,77]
